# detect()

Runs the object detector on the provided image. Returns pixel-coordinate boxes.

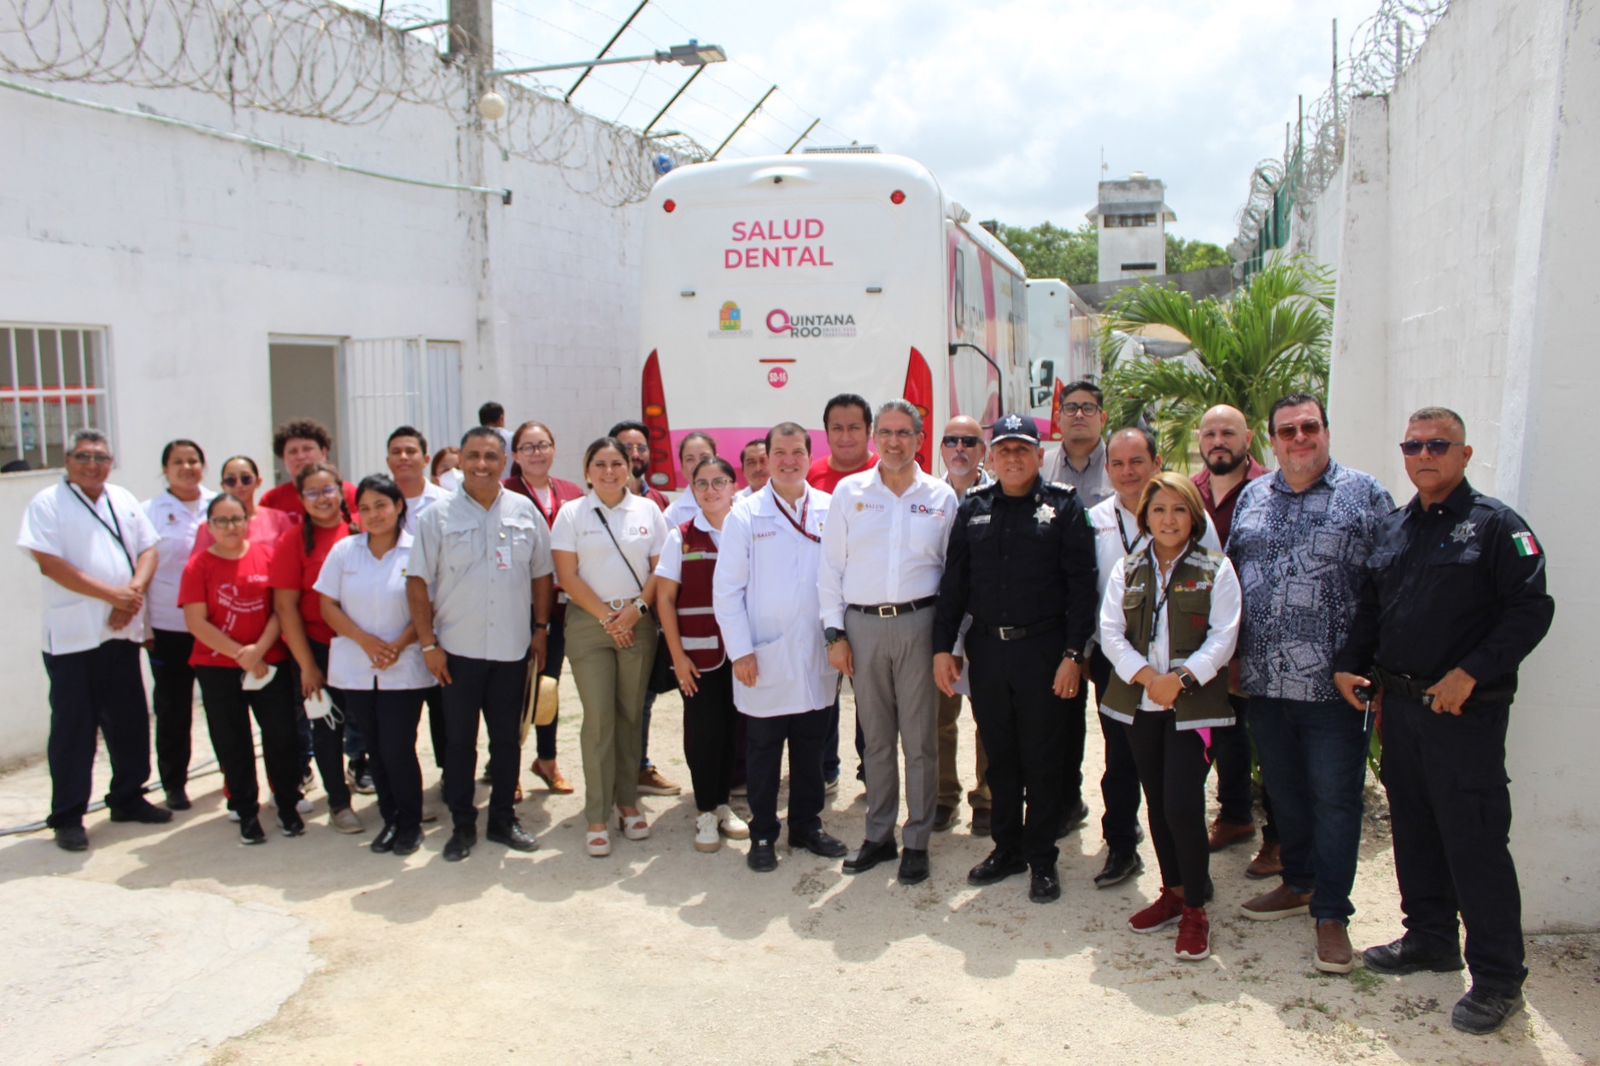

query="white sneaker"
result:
[296,798,314,813]
[715,803,750,841]
[227,809,241,823]
[694,811,722,853]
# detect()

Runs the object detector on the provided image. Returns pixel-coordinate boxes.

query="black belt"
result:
[1374,665,1514,705]
[975,617,1064,642]
[847,596,937,618]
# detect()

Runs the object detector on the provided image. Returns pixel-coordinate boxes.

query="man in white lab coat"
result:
[713,422,850,872]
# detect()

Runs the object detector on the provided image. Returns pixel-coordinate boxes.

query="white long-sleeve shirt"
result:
[1098,545,1241,711]
[817,465,956,629]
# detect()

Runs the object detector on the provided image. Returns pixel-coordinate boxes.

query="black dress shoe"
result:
[1452,987,1525,1035]
[392,827,422,856]
[1030,866,1062,903]
[1362,937,1465,975]
[1056,800,1090,840]
[970,807,992,837]
[747,838,778,872]
[443,827,477,862]
[371,823,398,854]
[278,809,306,837]
[54,825,89,852]
[164,789,192,811]
[933,804,959,832]
[967,848,1029,886]
[897,848,930,885]
[842,838,899,874]
[789,829,848,858]
[1093,849,1144,888]
[487,820,539,852]
[110,799,174,824]
[240,815,266,846]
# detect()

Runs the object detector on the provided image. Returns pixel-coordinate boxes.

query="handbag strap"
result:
[593,507,645,594]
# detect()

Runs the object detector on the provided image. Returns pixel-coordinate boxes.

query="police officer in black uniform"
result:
[934,413,1098,903]
[1333,406,1553,1036]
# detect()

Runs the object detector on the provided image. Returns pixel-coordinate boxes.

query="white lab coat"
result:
[712,483,837,718]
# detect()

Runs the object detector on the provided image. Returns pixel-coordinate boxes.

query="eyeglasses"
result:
[221,473,257,488]
[209,515,248,527]
[1060,403,1102,417]
[692,476,735,491]
[941,435,981,449]
[515,441,554,455]
[1399,438,1462,458]
[68,451,113,464]
[876,428,918,441]
[1274,420,1325,441]
[301,485,342,503]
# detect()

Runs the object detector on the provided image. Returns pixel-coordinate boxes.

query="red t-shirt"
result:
[259,479,359,523]
[806,453,878,493]
[190,506,295,557]
[268,522,352,645]
[179,542,288,669]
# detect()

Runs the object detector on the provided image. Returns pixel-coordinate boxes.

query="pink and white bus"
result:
[637,151,1030,490]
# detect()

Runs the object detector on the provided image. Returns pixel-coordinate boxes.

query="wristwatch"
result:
[1061,647,1085,664]
[632,596,650,615]
[532,622,550,632]
[1177,667,1200,693]
[824,626,847,647]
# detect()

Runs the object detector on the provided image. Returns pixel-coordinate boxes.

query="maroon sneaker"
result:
[1129,887,1185,933]
[1175,906,1211,961]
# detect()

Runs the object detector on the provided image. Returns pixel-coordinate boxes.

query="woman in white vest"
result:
[656,456,750,853]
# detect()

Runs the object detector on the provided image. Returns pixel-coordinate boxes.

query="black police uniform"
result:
[933,475,1098,871]
[1336,479,1553,996]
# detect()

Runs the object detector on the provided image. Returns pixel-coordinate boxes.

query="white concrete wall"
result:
[1325,0,1598,931]
[0,14,653,764]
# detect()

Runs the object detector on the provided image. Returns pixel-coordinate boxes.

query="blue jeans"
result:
[1247,697,1368,922]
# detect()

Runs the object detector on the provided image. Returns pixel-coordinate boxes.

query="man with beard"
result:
[1192,405,1279,878]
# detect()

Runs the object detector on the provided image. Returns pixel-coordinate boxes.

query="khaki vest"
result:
[1100,547,1235,730]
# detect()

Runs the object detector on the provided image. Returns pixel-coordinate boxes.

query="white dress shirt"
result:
[1098,545,1241,711]
[549,491,668,603]
[17,480,159,652]
[314,532,433,690]
[1089,493,1222,600]
[404,481,451,535]
[818,465,957,629]
[143,486,217,631]
[713,484,836,717]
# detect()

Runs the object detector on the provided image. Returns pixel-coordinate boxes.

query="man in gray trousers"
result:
[819,400,958,885]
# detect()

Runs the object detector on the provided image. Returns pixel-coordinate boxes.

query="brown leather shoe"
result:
[1315,919,1355,973]
[1246,841,1284,879]
[1239,882,1312,921]
[1208,819,1257,851]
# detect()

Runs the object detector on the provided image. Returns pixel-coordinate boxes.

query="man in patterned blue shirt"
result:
[1225,393,1394,976]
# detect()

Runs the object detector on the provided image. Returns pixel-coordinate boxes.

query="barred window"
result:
[1,324,112,472]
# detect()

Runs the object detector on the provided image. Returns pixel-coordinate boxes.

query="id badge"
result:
[494,545,512,570]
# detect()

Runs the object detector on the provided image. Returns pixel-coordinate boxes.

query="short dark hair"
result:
[1108,425,1158,461]
[206,492,246,520]
[1060,380,1104,405]
[387,425,428,454]
[741,438,767,458]
[822,393,872,429]
[460,426,505,451]
[478,402,505,425]
[161,438,206,467]
[608,420,649,440]
[678,432,718,462]
[1268,393,1328,434]
[272,418,332,459]
[766,421,812,454]
[1408,406,1465,435]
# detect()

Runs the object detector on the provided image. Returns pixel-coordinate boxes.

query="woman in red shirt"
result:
[192,455,295,554]
[181,493,300,844]
[503,420,584,793]
[272,462,361,833]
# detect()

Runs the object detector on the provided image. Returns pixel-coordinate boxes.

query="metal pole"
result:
[1332,18,1340,126]
[785,118,820,153]
[643,66,704,135]
[711,85,776,160]
[566,0,650,103]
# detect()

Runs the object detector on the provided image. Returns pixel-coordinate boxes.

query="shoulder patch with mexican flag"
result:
[1511,530,1541,557]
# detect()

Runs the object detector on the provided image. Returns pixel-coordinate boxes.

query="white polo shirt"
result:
[549,491,668,604]
[404,481,452,535]
[818,464,957,629]
[18,479,159,653]
[143,486,217,631]
[654,511,721,584]
[663,491,700,528]
[314,532,434,690]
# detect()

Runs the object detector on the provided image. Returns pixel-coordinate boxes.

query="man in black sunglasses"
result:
[1334,406,1552,1036]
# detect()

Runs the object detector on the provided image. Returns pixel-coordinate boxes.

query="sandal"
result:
[531,759,575,794]
[586,828,612,857]
[615,807,650,841]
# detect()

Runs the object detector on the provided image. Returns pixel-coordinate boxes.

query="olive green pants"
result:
[566,610,659,826]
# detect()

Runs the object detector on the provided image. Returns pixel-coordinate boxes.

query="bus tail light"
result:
[903,346,934,473]
[642,349,676,489]
[1048,377,1064,440]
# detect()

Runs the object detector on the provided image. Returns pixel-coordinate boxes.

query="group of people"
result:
[18,384,1551,1036]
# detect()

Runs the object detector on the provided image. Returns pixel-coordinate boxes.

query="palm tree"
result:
[1099,256,1334,467]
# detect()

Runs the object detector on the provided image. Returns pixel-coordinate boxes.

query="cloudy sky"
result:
[360,0,1389,246]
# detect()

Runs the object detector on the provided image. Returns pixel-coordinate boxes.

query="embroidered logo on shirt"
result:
[1511,530,1541,557]
[1034,503,1056,524]
[1450,519,1476,544]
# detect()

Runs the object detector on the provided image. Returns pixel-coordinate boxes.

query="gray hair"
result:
[1408,406,1466,435]
[70,428,109,450]
[460,425,506,452]
[877,399,923,435]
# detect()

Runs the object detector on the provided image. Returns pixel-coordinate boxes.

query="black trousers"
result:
[1382,694,1525,995]
[424,686,448,776]
[533,611,566,761]
[1091,649,1142,851]
[147,628,198,792]
[967,628,1066,871]
[196,664,301,820]
[683,662,738,812]
[1125,710,1211,908]
[443,652,529,831]
[344,685,426,833]
[744,707,830,842]
[1208,694,1277,840]
[289,642,352,812]
[42,639,152,828]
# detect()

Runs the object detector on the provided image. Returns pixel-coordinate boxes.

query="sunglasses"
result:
[942,435,981,449]
[1399,438,1462,458]
[221,473,257,488]
[1274,420,1324,441]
